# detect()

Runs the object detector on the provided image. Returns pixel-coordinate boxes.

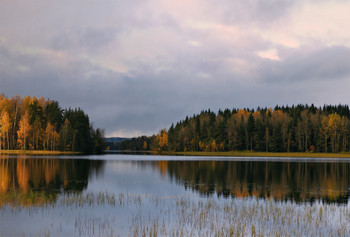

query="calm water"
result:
[1,154,350,236]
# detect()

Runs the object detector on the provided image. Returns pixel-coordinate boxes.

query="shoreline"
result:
[113,150,350,158]
[3,149,350,158]
[166,151,350,158]
[0,150,81,155]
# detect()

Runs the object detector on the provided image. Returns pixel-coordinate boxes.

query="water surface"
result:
[1,154,350,236]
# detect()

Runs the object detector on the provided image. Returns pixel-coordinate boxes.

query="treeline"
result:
[0,95,105,154]
[120,104,350,153]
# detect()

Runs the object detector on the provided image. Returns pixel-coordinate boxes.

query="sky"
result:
[1,0,350,137]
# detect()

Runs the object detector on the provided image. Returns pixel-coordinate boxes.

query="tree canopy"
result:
[120,104,350,153]
[0,95,105,154]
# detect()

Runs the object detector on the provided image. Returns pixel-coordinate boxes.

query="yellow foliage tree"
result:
[210,139,217,152]
[219,142,224,151]
[0,111,11,150]
[45,122,60,151]
[320,115,330,152]
[17,112,31,150]
[327,113,342,152]
[199,141,205,151]
[158,129,168,151]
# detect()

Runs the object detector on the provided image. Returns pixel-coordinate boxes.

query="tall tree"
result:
[17,112,31,150]
[0,111,11,150]
[247,113,255,151]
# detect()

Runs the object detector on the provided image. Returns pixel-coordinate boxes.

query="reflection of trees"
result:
[156,161,350,203]
[0,157,104,207]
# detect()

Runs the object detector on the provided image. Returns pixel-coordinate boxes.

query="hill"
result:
[105,137,129,150]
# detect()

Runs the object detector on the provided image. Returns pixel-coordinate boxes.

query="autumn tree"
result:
[9,95,20,149]
[45,122,60,151]
[0,111,11,150]
[158,129,168,151]
[0,95,103,153]
[17,112,31,150]
[327,113,342,153]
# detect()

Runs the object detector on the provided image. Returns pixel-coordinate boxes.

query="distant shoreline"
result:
[164,151,350,158]
[0,150,81,155]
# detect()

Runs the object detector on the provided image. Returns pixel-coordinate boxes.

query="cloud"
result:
[2,0,350,137]
[255,0,350,48]
[218,0,297,24]
[256,49,281,61]
[50,27,119,53]
[260,46,350,83]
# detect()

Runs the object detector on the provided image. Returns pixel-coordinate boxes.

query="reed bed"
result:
[1,192,350,236]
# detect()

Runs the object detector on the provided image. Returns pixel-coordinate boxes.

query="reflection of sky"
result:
[87,160,194,196]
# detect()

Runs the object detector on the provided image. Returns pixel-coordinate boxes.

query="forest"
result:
[0,95,105,154]
[119,104,350,153]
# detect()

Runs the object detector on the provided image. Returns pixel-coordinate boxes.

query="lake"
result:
[1,154,350,236]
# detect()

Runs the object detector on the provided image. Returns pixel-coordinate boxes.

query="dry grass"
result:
[2,192,350,236]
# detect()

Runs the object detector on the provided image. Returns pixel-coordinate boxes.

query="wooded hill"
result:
[120,104,350,153]
[0,95,105,154]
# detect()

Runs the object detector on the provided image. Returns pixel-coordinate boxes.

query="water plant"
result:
[2,191,350,236]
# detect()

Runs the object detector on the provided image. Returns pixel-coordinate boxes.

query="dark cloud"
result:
[2,0,350,137]
[216,0,297,25]
[2,43,349,137]
[261,46,350,83]
[51,27,119,52]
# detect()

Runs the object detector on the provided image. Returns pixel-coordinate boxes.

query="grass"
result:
[0,150,81,155]
[159,150,350,158]
[2,191,350,236]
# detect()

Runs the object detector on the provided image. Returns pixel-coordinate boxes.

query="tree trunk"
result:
[305,131,308,152]
[265,127,269,152]
[7,131,9,150]
[12,100,18,150]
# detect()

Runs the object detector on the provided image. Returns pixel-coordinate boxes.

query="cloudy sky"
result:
[1,0,350,137]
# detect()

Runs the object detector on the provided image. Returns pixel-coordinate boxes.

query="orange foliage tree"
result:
[157,129,168,151]
[17,112,31,150]
[0,111,11,150]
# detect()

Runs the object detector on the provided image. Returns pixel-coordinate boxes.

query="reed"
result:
[1,192,350,236]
